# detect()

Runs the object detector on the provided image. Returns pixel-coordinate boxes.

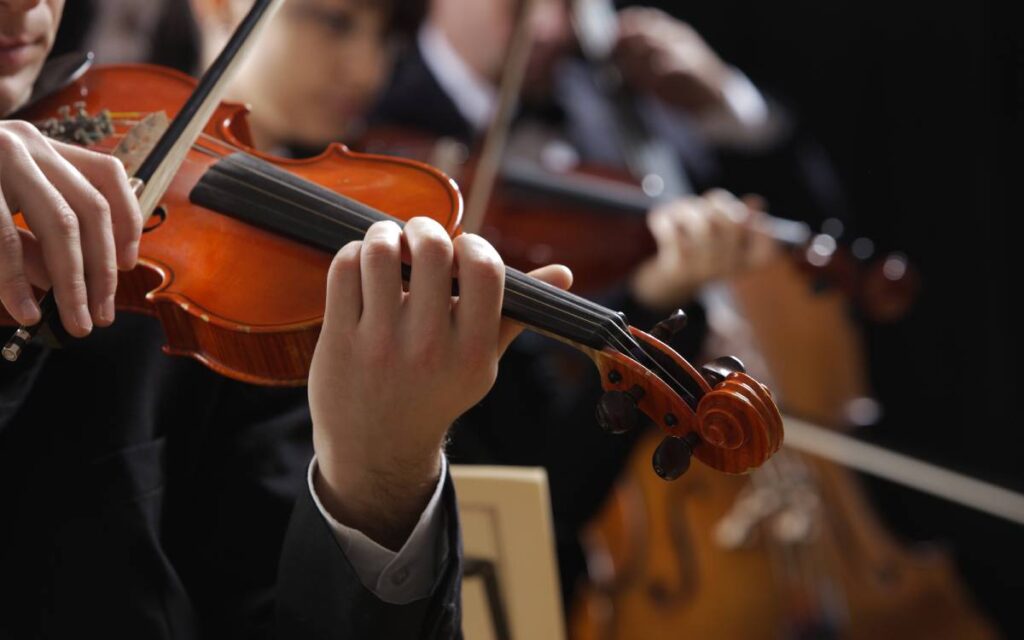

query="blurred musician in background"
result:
[373,0,846,223]
[188,0,400,151]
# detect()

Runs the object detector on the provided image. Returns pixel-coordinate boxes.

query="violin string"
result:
[758,455,833,627]
[197,158,623,350]
[181,134,679,385]
[112,125,662,332]
[752,465,806,624]
[197,160,613,329]
[201,154,700,402]
[106,123,621,325]
[214,151,700,404]
[797,457,846,626]
[108,124,700,404]
[115,127,697,401]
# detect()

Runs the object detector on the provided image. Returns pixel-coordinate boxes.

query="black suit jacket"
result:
[371,42,475,144]
[0,314,461,639]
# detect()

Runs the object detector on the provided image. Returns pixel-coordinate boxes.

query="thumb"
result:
[496,264,573,356]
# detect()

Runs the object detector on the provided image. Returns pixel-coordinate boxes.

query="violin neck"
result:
[502,157,813,249]
[190,152,624,352]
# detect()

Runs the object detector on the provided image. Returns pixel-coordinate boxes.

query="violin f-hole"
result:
[144,205,167,233]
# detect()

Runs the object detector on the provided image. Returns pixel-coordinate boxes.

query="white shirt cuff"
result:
[692,67,787,149]
[307,455,449,605]
[418,21,497,133]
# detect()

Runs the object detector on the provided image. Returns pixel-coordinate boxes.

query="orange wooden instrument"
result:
[0,60,784,479]
[357,126,919,322]
[569,258,995,639]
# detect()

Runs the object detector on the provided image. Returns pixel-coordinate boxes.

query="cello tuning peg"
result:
[701,355,746,386]
[652,433,700,481]
[595,385,648,435]
[650,309,687,342]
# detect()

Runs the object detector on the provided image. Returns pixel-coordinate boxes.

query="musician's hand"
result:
[631,189,777,311]
[614,7,732,115]
[309,217,571,549]
[0,121,143,335]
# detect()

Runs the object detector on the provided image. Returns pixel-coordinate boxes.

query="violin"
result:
[0,2,783,480]
[358,126,919,322]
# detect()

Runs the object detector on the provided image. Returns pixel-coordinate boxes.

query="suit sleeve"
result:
[276,469,463,640]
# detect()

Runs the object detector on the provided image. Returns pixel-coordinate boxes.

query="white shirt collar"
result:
[417,21,498,133]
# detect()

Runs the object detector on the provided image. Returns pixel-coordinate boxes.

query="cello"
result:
[570,255,997,639]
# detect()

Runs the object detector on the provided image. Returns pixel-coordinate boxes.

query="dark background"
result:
[641,0,1022,634]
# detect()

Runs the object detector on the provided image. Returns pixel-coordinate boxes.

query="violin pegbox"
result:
[592,313,783,478]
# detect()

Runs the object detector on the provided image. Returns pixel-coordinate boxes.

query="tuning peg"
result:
[650,309,687,343]
[596,385,648,434]
[701,355,746,386]
[652,433,700,480]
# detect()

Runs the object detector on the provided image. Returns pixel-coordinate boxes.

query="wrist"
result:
[315,447,443,550]
[630,259,697,313]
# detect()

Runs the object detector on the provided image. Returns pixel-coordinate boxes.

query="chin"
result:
[0,77,32,117]
[301,119,355,148]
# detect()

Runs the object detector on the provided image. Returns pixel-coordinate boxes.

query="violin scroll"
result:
[592,314,783,478]
[694,371,783,473]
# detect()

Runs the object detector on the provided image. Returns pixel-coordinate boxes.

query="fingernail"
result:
[125,241,140,268]
[76,305,93,334]
[100,295,115,324]
[20,299,40,325]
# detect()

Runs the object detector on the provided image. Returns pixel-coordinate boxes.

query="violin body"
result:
[2,64,783,477]
[3,65,461,385]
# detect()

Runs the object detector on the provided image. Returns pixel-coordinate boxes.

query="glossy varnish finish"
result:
[590,327,782,474]
[1,64,785,480]
[2,65,461,385]
[570,258,995,639]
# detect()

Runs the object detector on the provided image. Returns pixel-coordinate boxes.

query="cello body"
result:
[570,257,997,639]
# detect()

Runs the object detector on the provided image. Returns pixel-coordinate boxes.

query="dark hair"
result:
[388,0,428,37]
[151,0,201,74]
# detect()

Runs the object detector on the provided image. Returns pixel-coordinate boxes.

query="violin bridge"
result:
[112,111,171,178]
